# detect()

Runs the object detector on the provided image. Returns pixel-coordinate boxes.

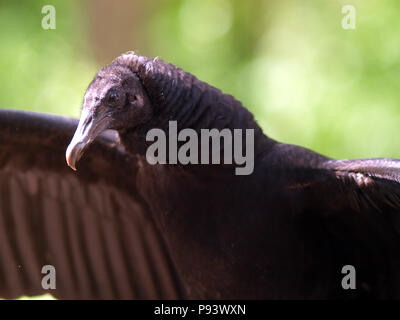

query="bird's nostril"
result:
[82,116,93,130]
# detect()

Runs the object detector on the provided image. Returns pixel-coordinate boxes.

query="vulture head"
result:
[66,52,258,171]
[66,60,153,170]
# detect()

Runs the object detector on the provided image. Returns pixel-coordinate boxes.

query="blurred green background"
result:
[1,0,399,160]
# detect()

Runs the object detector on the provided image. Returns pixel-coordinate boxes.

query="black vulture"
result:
[0,53,400,299]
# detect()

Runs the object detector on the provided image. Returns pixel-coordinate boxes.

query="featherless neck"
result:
[114,54,276,169]
[121,87,275,177]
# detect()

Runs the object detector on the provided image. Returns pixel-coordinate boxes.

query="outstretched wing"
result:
[290,157,400,298]
[0,109,181,299]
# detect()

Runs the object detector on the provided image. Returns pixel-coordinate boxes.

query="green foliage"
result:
[0,0,96,118]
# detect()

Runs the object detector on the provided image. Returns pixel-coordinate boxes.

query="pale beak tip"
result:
[66,155,77,171]
[66,144,79,171]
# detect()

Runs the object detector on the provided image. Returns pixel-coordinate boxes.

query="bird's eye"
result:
[107,91,120,105]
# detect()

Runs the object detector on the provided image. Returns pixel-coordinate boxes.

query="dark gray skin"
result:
[66,65,152,169]
[66,53,400,299]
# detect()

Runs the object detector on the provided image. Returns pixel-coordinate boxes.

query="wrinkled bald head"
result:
[66,64,152,170]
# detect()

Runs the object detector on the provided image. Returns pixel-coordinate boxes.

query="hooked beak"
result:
[66,109,112,170]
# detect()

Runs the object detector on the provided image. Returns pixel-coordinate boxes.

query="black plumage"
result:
[0,53,400,299]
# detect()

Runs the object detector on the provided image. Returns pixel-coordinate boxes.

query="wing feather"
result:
[0,109,181,299]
